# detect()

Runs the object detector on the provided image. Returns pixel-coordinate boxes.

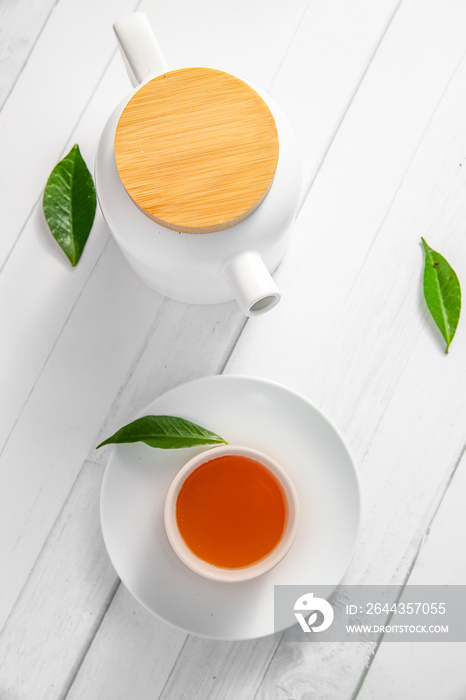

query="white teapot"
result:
[95,13,302,316]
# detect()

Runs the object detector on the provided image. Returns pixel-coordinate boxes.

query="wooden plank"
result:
[0,0,57,109]
[144,0,309,86]
[357,450,466,700]
[156,636,279,700]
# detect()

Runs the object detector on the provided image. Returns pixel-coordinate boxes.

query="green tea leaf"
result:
[43,144,96,266]
[96,415,227,450]
[421,237,461,353]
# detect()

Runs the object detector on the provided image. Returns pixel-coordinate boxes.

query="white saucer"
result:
[100,375,361,640]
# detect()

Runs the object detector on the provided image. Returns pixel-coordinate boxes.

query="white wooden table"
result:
[2,0,466,697]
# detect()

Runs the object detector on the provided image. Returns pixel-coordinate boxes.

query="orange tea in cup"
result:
[164,445,299,582]
[176,453,287,568]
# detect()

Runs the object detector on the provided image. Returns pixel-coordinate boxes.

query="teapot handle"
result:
[113,12,168,87]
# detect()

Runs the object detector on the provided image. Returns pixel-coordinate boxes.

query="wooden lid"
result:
[114,67,279,233]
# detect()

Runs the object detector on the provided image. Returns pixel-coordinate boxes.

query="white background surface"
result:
[2,0,466,698]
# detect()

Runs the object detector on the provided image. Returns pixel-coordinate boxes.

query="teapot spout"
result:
[222,251,281,317]
[113,12,168,86]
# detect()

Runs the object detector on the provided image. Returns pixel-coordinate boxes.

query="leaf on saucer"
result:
[421,238,461,353]
[43,144,96,266]
[96,415,227,450]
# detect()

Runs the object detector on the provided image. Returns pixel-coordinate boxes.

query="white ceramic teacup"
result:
[164,444,299,582]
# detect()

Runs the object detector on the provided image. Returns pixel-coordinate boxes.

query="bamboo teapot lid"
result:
[114,67,279,233]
